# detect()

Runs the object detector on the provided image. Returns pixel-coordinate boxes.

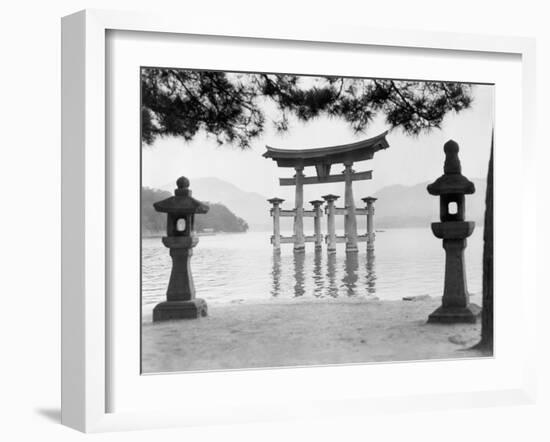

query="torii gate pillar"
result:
[293,166,306,253]
[362,197,377,251]
[268,197,285,251]
[343,161,359,253]
[323,194,339,253]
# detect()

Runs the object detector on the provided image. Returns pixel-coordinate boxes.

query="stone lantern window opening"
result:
[439,194,465,222]
[166,213,192,237]
[448,201,458,215]
[176,217,187,233]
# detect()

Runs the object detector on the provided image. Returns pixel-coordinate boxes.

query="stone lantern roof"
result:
[427,140,475,196]
[153,176,209,214]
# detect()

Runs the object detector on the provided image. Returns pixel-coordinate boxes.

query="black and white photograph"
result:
[140,68,494,373]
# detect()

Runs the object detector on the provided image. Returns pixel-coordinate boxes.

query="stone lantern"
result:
[152,176,209,321]
[427,140,481,323]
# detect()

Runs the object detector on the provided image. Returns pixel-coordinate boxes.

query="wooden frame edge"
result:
[61,9,107,432]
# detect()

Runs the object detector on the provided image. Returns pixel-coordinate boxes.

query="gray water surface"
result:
[142,228,483,316]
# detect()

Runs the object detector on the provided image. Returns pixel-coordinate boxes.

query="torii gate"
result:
[263,131,390,253]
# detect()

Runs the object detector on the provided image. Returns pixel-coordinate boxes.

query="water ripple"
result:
[142,228,483,311]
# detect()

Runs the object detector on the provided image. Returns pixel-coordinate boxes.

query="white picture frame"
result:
[61,9,537,433]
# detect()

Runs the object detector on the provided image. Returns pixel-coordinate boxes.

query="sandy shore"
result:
[142,297,487,373]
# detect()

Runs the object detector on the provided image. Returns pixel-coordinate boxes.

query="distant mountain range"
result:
[142,186,249,235]
[157,176,488,231]
[160,177,271,230]
[373,178,487,228]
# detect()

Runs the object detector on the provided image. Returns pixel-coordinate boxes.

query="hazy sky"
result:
[142,81,493,202]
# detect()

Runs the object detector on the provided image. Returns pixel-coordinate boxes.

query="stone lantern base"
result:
[153,299,208,322]
[427,303,481,324]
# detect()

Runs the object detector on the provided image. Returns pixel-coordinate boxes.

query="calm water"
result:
[142,228,483,315]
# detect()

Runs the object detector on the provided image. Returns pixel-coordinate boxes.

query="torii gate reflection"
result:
[270,249,377,299]
[264,131,389,253]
